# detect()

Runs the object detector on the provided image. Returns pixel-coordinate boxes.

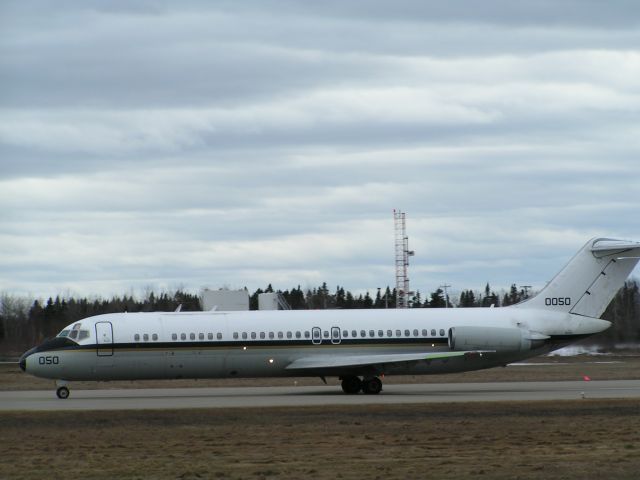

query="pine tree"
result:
[428,288,446,308]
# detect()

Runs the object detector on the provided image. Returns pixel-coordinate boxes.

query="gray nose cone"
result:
[19,347,36,372]
[19,354,26,372]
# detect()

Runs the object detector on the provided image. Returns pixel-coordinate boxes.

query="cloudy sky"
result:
[1,1,639,301]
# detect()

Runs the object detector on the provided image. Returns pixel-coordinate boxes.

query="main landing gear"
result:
[340,376,382,395]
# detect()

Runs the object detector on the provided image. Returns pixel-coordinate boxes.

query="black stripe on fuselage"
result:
[35,337,451,353]
[30,333,592,354]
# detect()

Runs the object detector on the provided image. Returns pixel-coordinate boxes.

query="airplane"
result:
[19,237,640,399]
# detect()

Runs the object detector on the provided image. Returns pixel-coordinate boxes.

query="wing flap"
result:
[285,351,490,371]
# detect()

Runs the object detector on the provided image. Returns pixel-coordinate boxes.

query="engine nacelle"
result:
[448,326,532,352]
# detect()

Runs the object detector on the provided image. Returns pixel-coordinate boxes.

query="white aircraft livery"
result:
[20,237,640,398]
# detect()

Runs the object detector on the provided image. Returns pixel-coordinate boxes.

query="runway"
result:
[1,379,639,411]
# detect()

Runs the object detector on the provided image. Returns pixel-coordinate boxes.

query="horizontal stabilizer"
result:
[591,239,640,258]
[285,351,491,371]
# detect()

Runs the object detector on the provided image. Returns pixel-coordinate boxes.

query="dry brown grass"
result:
[1,400,639,480]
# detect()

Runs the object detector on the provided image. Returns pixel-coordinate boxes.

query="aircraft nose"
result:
[19,347,36,372]
[19,354,26,372]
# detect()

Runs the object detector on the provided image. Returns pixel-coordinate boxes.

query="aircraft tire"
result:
[341,376,362,394]
[56,386,70,399]
[362,377,382,395]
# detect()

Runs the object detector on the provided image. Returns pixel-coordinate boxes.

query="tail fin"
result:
[514,238,640,318]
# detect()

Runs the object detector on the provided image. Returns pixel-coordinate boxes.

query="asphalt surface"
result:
[1,380,639,411]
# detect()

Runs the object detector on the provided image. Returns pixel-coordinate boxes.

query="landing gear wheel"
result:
[341,376,362,394]
[362,377,382,395]
[56,386,70,399]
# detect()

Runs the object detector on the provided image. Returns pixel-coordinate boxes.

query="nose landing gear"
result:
[340,375,382,394]
[56,386,70,399]
[55,380,70,399]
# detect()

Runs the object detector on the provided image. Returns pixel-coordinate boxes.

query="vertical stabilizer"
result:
[514,238,640,318]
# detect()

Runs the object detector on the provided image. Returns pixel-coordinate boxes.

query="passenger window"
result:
[378,330,383,337]
[304,331,310,338]
[269,332,275,339]
[217,332,222,340]
[143,334,149,341]
[352,330,357,338]
[134,334,140,341]
[342,330,348,337]
[323,331,329,338]
[296,331,301,339]
[152,333,158,341]
[287,331,292,339]
[369,330,374,337]
[242,332,248,340]
[190,333,196,340]
[440,329,445,336]
[172,333,177,340]
[413,329,419,336]
[404,329,410,336]
[278,332,283,339]
[208,333,213,340]
[181,333,186,340]
[360,330,366,337]
[396,329,401,337]
[387,330,392,337]
[332,329,339,339]
[251,332,256,339]
[233,332,238,339]
[422,329,427,336]
[260,332,265,339]
[431,329,436,336]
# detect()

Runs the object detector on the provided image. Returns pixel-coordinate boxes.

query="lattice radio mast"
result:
[394,209,414,308]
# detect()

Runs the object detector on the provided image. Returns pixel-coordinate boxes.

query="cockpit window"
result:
[68,322,82,340]
[60,323,90,342]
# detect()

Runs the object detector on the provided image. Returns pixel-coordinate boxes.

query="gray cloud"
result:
[1,1,639,299]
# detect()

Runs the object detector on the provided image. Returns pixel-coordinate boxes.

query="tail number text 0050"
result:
[545,297,571,306]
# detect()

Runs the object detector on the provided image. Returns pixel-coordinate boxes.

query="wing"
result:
[285,350,490,373]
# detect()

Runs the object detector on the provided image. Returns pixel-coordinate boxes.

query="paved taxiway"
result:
[1,380,639,411]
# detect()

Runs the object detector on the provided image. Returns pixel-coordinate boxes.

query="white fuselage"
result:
[22,307,608,382]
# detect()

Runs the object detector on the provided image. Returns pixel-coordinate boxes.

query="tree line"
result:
[1,280,638,356]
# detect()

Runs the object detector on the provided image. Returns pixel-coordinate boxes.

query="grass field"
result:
[3,355,639,479]
[1,400,639,480]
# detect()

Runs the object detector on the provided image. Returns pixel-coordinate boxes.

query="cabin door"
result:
[95,321,114,356]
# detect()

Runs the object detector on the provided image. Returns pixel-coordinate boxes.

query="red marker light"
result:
[583,375,591,381]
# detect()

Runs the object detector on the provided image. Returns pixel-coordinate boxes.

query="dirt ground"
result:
[1,400,639,480]
[2,354,640,391]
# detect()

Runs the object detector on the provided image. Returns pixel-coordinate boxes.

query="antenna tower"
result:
[394,209,414,308]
